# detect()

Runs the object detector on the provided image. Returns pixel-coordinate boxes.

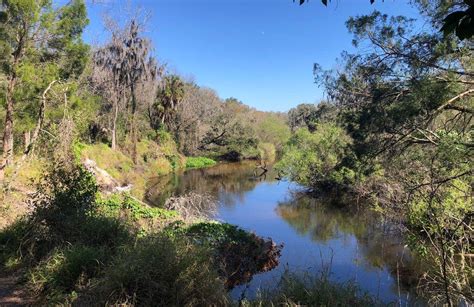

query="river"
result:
[146,161,420,305]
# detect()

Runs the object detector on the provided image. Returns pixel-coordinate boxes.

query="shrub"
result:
[0,218,35,269]
[276,123,355,188]
[98,193,178,223]
[185,156,217,169]
[0,164,130,270]
[258,142,276,163]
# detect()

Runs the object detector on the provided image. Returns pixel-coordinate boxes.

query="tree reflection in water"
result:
[146,161,272,208]
[276,191,421,296]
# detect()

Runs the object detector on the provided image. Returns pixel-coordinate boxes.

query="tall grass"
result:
[243,270,383,306]
[96,234,228,306]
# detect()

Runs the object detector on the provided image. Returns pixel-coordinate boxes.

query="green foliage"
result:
[185,221,253,245]
[309,5,473,304]
[254,114,291,150]
[276,123,356,188]
[2,0,90,153]
[407,179,472,237]
[155,127,173,144]
[151,74,185,130]
[258,142,276,162]
[185,156,217,169]
[174,221,282,289]
[0,164,130,269]
[288,102,337,132]
[295,0,473,40]
[97,193,178,221]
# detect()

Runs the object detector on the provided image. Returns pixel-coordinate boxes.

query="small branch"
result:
[435,89,474,113]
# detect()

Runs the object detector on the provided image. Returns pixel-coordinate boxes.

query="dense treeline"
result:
[0,0,289,183]
[277,1,473,305]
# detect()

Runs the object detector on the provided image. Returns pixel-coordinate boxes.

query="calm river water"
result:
[146,161,420,305]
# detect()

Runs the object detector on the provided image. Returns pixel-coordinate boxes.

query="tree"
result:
[150,74,185,130]
[276,123,353,188]
[166,83,222,155]
[295,0,474,40]
[0,0,89,181]
[314,9,473,304]
[93,18,160,161]
[93,25,128,150]
[288,102,336,132]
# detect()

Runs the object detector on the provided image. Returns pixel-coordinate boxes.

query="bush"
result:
[0,218,35,270]
[276,123,355,188]
[0,164,130,270]
[97,234,228,306]
[185,156,217,169]
[258,142,276,163]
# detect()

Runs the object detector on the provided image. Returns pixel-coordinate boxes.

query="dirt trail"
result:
[0,275,33,306]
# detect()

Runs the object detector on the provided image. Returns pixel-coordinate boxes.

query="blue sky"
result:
[83,0,421,112]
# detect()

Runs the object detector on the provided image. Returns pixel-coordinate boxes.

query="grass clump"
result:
[28,245,107,303]
[96,234,228,306]
[185,156,217,169]
[243,270,382,306]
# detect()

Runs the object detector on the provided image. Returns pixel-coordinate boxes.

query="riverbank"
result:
[0,157,390,306]
[0,160,285,305]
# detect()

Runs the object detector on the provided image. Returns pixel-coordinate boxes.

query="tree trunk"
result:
[0,76,16,182]
[24,80,56,157]
[111,98,118,150]
[24,131,31,151]
[130,83,138,164]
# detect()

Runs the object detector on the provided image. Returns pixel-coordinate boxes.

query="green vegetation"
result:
[1,0,472,305]
[276,123,355,188]
[243,270,381,306]
[0,2,291,302]
[185,156,217,169]
[277,2,473,305]
[95,234,228,306]
[296,1,474,41]
[0,164,278,304]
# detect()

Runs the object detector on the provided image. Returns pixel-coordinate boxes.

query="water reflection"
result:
[146,161,273,207]
[277,193,419,291]
[146,162,420,304]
